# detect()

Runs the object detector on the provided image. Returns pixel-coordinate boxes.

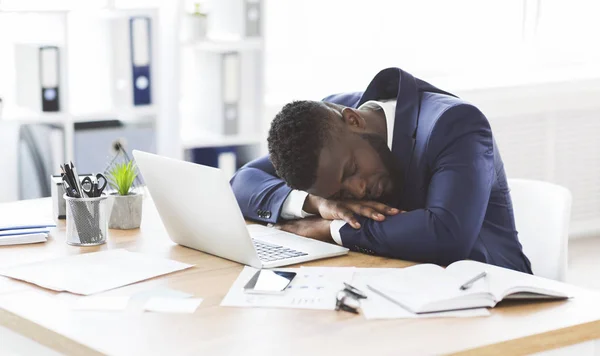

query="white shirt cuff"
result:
[330,220,346,245]
[280,190,314,220]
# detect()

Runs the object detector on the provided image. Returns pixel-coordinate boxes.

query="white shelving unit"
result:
[176,0,265,167]
[0,1,266,167]
[0,4,159,163]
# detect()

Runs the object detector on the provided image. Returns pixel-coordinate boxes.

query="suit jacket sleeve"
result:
[230,155,292,223]
[339,104,495,266]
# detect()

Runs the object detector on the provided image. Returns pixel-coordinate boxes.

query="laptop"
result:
[133,150,348,268]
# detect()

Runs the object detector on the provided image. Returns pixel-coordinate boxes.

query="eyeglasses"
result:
[335,282,368,314]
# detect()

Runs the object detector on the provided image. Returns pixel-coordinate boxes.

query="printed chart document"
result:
[221,266,355,310]
[0,249,193,295]
[368,260,572,314]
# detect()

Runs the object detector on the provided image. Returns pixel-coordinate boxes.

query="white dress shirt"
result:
[280,99,397,245]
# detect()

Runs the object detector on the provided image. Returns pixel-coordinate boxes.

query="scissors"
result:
[81,173,108,198]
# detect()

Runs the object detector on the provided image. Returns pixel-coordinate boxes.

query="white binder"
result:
[208,0,262,39]
[14,44,61,112]
[244,0,261,37]
[182,50,241,136]
[222,52,240,135]
[218,151,238,179]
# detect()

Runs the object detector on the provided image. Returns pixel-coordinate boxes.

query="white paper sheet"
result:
[0,249,194,295]
[353,268,490,319]
[221,266,355,310]
[131,287,194,301]
[144,297,203,313]
[73,296,131,311]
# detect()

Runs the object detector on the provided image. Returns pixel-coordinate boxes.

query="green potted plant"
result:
[106,161,142,230]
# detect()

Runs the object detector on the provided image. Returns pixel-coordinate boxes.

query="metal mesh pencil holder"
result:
[64,194,108,246]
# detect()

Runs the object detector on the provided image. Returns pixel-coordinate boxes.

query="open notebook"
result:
[367,260,572,314]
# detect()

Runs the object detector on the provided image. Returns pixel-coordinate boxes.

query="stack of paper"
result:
[0,220,56,246]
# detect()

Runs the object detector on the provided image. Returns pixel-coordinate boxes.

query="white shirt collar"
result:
[358,100,397,149]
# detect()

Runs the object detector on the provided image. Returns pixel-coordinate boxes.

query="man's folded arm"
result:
[230,155,309,223]
[336,104,495,265]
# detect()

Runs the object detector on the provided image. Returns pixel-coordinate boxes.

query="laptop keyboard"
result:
[252,239,308,262]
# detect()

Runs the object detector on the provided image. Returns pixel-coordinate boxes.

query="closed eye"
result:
[343,156,357,182]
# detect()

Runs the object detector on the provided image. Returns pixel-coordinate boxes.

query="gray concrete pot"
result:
[108,193,142,230]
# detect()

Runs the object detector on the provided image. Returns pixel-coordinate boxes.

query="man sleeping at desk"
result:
[230,67,532,274]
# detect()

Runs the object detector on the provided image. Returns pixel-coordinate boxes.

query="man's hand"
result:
[303,194,401,229]
[275,217,333,242]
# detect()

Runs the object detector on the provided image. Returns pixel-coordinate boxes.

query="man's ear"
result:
[341,107,366,130]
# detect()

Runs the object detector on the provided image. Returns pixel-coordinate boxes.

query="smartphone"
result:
[243,270,297,295]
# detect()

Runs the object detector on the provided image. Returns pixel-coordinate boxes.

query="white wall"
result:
[263,0,600,103]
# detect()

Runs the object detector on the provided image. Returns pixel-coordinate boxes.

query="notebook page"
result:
[446,260,571,301]
[354,268,490,319]
[367,264,489,313]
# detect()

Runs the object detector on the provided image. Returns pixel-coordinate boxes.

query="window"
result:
[264,0,600,103]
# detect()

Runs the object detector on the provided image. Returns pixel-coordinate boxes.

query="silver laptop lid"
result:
[133,150,262,268]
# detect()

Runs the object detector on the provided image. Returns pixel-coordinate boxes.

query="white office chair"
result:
[508,179,572,281]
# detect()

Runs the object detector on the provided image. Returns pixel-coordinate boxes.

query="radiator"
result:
[458,78,600,238]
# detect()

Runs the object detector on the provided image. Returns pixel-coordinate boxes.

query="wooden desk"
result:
[1,198,599,356]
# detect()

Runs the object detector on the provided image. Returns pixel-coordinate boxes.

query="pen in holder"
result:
[64,194,108,246]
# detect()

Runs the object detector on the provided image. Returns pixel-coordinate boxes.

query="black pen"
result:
[63,165,78,196]
[62,176,80,198]
[70,161,84,196]
[459,271,487,290]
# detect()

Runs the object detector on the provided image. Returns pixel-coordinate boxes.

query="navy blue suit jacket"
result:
[231,68,532,273]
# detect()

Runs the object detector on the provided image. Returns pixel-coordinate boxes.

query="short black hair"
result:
[268,100,334,190]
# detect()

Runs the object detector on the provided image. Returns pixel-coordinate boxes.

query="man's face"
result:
[307,129,400,202]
